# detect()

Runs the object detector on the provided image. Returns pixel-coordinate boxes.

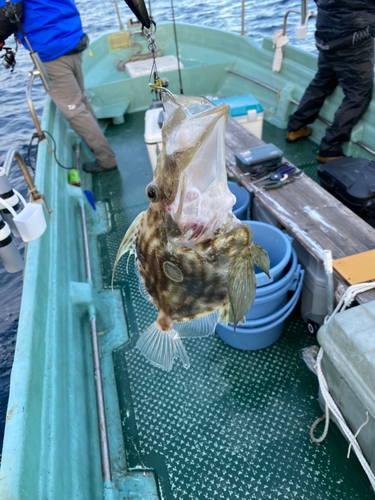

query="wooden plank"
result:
[227,163,345,260]
[268,176,374,255]
[225,117,375,304]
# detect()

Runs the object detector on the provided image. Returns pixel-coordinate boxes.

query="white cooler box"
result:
[126,55,183,78]
[212,94,264,139]
[144,108,163,171]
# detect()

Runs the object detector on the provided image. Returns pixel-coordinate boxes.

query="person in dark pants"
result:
[286,0,375,163]
[0,0,117,174]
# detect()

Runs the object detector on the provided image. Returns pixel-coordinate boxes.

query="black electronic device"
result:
[235,144,283,172]
[318,157,375,228]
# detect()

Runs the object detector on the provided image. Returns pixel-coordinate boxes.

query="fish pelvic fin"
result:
[218,303,231,326]
[136,323,190,371]
[250,242,270,279]
[111,211,145,290]
[227,249,256,331]
[174,309,219,338]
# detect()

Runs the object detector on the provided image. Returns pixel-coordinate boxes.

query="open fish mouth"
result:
[169,181,237,243]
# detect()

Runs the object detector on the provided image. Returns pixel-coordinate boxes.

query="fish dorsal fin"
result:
[163,261,184,282]
[112,211,145,289]
[227,248,256,329]
[251,242,271,278]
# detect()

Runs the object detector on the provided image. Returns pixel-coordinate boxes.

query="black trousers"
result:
[288,38,374,157]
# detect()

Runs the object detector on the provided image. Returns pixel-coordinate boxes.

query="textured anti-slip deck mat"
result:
[94,112,374,500]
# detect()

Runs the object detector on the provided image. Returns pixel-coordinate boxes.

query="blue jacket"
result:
[0,0,84,62]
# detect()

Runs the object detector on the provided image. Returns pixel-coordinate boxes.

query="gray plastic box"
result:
[317,300,375,474]
[251,198,328,327]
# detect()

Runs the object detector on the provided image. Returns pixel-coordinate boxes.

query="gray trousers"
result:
[43,52,117,169]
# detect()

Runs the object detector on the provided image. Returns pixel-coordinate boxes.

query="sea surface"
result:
[0,0,316,454]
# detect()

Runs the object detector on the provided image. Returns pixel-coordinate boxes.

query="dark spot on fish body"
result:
[182,276,210,298]
[163,261,184,282]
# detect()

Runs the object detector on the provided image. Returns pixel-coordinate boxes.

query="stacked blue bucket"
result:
[217,182,305,350]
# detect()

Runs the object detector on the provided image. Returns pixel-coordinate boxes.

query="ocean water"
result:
[0,0,316,454]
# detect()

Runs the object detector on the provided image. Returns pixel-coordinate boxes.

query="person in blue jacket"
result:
[0,0,117,173]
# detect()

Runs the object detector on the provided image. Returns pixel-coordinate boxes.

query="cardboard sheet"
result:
[333,249,375,285]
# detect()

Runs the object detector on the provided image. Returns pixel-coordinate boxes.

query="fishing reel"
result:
[1,46,16,71]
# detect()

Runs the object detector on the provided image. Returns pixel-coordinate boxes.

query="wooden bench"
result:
[224,117,375,304]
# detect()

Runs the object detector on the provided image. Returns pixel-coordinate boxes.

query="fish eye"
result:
[146,183,159,202]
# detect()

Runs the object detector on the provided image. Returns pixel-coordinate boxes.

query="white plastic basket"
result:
[0,190,46,242]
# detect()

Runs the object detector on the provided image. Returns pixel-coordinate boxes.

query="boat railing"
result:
[26,66,47,142]
[3,149,52,215]
[113,0,125,30]
[79,201,112,482]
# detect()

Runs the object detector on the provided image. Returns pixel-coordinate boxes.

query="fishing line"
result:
[170,0,183,94]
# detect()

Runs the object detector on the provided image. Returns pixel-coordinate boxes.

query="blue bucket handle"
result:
[242,268,305,328]
[284,233,294,244]
[288,264,301,292]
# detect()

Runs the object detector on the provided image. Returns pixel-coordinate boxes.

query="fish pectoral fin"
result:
[251,242,270,279]
[227,250,256,329]
[174,309,219,338]
[136,322,190,371]
[111,211,145,289]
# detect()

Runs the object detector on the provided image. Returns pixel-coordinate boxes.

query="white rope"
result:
[311,348,375,491]
[324,281,375,325]
[347,412,369,459]
[272,30,289,73]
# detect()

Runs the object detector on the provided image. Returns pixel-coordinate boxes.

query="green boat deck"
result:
[92,112,374,499]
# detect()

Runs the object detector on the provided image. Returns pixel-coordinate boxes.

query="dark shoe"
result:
[286,126,312,143]
[83,161,117,173]
[316,155,344,164]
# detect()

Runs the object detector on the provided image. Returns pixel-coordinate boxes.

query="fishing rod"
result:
[122,0,151,29]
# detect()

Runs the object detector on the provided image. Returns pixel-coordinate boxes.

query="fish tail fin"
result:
[111,211,145,290]
[227,248,257,330]
[174,309,219,338]
[250,242,270,278]
[136,323,190,371]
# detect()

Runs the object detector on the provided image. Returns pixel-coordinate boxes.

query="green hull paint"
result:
[1,23,374,499]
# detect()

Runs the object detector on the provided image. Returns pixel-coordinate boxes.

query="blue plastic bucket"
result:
[228,181,251,220]
[246,250,299,320]
[216,269,305,350]
[245,221,293,287]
